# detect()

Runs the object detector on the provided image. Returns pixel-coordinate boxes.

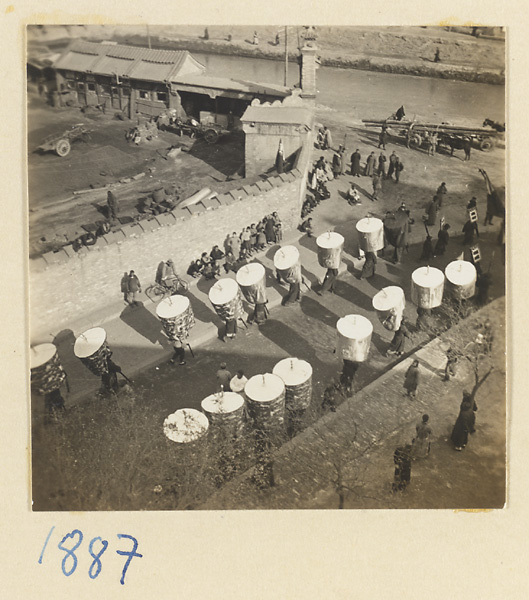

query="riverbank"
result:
[31,25,505,85]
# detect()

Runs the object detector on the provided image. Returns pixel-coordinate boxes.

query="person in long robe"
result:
[377,152,387,177]
[413,414,432,458]
[332,151,342,179]
[395,105,406,121]
[450,398,476,451]
[392,444,412,492]
[364,151,376,176]
[387,151,398,179]
[436,182,448,206]
[462,219,478,245]
[403,359,420,398]
[372,173,382,200]
[420,233,434,261]
[350,149,362,177]
[360,251,377,279]
[384,204,413,264]
[434,223,450,256]
[378,128,388,150]
[386,322,409,357]
[338,145,346,176]
[425,197,440,227]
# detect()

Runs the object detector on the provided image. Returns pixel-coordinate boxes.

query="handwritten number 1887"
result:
[40,527,142,585]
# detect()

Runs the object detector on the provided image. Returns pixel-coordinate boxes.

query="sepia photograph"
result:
[27,24,506,512]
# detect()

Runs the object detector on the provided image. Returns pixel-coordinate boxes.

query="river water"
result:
[194,52,505,124]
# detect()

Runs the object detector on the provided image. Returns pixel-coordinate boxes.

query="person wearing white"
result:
[230,370,248,393]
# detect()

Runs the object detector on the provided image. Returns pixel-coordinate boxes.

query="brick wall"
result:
[30,169,310,338]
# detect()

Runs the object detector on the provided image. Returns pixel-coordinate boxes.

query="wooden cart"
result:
[362,119,499,153]
[36,124,91,157]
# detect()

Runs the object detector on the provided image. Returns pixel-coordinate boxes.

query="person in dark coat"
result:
[264,216,276,244]
[350,149,362,177]
[107,190,119,220]
[475,272,491,306]
[425,196,440,227]
[436,182,448,206]
[387,151,398,179]
[434,48,441,63]
[364,151,376,176]
[120,272,129,302]
[394,157,404,183]
[462,219,478,245]
[434,223,450,256]
[395,105,406,121]
[318,268,338,294]
[420,233,434,261]
[462,137,472,161]
[332,151,342,179]
[275,140,285,174]
[386,322,409,357]
[451,396,476,451]
[392,444,413,492]
[126,270,141,305]
[403,359,420,398]
[377,152,387,177]
[340,359,358,396]
[360,251,377,279]
[378,128,388,150]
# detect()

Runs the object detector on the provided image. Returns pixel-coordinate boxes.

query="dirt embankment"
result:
[30,25,505,85]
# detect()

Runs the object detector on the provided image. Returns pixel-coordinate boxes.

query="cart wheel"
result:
[55,139,71,157]
[409,133,422,148]
[480,139,493,152]
[204,128,219,144]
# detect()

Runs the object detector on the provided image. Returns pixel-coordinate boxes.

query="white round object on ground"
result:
[163,408,209,444]
[74,327,107,358]
[273,358,312,387]
[30,343,57,369]
[208,278,239,305]
[201,392,245,415]
[316,232,344,269]
[156,294,190,319]
[245,373,285,403]
[411,266,445,308]
[273,357,313,411]
[273,246,300,271]
[445,260,477,299]
[356,217,384,252]
[336,314,373,362]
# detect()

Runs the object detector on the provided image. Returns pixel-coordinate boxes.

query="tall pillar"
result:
[300,43,317,100]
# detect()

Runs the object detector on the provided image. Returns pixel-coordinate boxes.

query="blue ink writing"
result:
[116,534,143,586]
[88,536,109,579]
[38,526,55,564]
[57,529,83,576]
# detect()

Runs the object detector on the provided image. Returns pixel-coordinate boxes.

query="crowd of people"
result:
[187,213,283,280]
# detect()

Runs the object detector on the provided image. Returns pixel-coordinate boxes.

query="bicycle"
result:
[145,276,189,302]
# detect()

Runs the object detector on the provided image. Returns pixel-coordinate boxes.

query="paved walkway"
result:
[203,297,506,510]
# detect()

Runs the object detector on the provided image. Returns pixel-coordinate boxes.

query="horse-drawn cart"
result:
[362,119,500,153]
[36,124,92,157]
[157,113,228,144]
